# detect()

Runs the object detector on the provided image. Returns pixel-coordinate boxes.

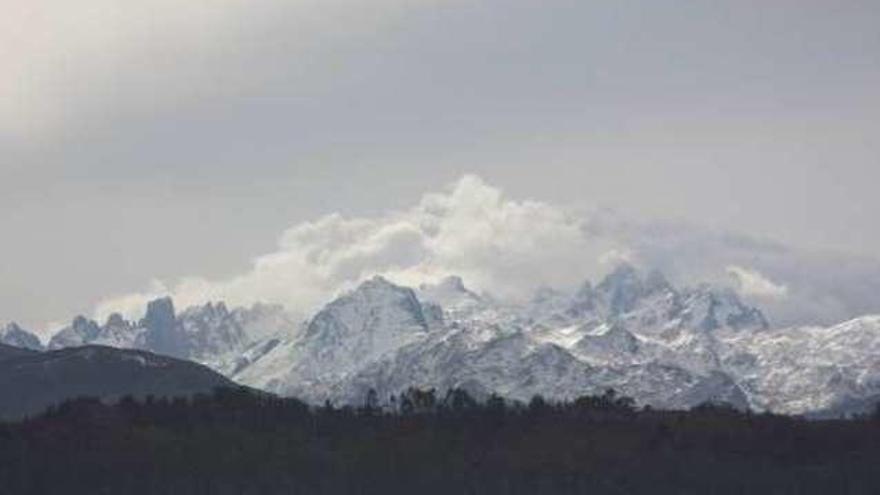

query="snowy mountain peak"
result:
[308,276,434,339]
[233,276,441,399]
[30,265,880,416]
[3,322,23,333]
[72,315,102,340]
[682,285,769,332]
[48,315,110,350]
[361,274,400,291]
[2,322,26,338]
[46,296,294,372]
[595,263,674,316]
[105,313,128,329]
[0,322,43,351]
[180,301,231,322]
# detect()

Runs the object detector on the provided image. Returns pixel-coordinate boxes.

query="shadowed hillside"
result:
[0,345,237,419]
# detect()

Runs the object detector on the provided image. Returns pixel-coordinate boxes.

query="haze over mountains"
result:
[6,263,880,417]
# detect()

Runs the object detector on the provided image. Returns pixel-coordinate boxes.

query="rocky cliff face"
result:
[45,298,296,372]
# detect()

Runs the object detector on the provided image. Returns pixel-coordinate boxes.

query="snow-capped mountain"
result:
[23,263,880,416]
[0,323,43,351]
[225,265,880,415]
[46,298,297,372]
[724,316,880,416]
[48,309,131,350]
[234,276,442,399]
[222,267,757,409]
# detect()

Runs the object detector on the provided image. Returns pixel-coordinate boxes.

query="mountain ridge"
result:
[7,264,880,415]
[0,345,239,419]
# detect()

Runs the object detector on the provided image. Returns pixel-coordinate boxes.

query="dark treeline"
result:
[2,387,880,494]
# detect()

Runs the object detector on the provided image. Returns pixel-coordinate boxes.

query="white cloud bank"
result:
[95,175,619,322]
[95,175,880,328]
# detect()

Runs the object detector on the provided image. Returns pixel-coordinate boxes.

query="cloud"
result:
[726,266,789,300]
[95,175,880,328]
[95,175,622,322]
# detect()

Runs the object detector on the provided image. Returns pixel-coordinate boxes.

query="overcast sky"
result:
[2,0,879,331]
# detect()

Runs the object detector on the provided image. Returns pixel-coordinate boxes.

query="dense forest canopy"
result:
[2,387,880,494]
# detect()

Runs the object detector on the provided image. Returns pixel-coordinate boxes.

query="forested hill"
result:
[2,388,880,494]
[0,345,237,420]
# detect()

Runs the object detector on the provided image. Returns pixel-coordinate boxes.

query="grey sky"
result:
[2,0,879,330]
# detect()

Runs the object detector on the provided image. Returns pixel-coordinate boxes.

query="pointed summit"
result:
[1,322,25,337]
[105,313,128,328]
[315,276,432,335]
[180,301,231,322]
[71,316,102,340]
[595,263,671,315]
[48,315,103,350]
[0,322,43,351]
[241,276,443,399]
[364,274,396,287]
[682,285,769,332]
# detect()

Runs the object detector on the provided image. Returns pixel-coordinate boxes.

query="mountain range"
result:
[5,264,880,416]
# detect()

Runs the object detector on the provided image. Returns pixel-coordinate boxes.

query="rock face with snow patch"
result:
[46,299,296,373]
[32,263,880,416]
[0,323,43,351]
[234,277,440,401]
[227,268,764,410]
[724,316,880,416]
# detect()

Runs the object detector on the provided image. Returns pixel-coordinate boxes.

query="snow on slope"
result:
[45,298,297,373]
[726,316,880,415]
[234,276,439,399]
[30,263,880,416]
[230,266,761,410]
[0,323,43,351]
